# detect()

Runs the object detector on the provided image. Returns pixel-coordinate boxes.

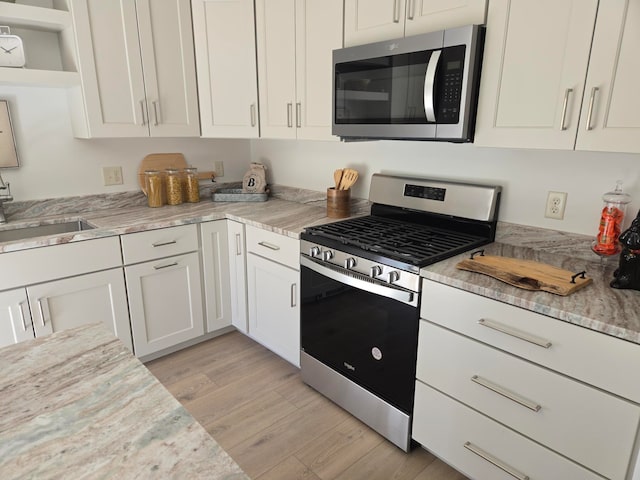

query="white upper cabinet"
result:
[344,0,487,47]
[576,0,640,153]
[69,0,199,138]
[255,0,343,140]
[192,0,259,138]
[475,0,640,154]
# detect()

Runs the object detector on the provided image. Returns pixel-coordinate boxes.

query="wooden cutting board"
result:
[137,153,215,194]
[456,253,592,296]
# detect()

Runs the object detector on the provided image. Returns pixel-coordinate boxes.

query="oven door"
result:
[300,256,419,414]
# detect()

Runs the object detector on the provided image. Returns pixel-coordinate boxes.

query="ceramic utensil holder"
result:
[327,187,350,218]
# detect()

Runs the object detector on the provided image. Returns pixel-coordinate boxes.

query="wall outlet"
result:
[214,161,224,178]
[102,166,123,186]
[545,191,567,220]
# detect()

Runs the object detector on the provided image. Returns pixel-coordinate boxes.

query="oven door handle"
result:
[301,256,417,307]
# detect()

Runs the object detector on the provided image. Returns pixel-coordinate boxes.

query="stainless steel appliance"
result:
[332,25,484,142]
[300,173,501,451]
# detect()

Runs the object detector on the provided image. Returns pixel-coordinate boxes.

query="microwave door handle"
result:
[424,50,441,123]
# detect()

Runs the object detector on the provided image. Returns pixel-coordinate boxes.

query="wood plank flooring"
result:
[146,331,468,480]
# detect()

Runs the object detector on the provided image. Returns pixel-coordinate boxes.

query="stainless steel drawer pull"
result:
[471,375,542,412]
[235,233,242,256]
[154,261,178,270]
[250,103,257,127]
[586,86,599,130]
[152,240,178,247]
[464,442,529,480]
[140,100,147,126]
[392,0,400,22]
[258,241,280,251]
[287,103,293,128]
[18,301,27,331]
[296,102,301,128]
[407,0,415,19]
[291,283,297,307]
[478,318,552,349]
[37,298,48,327]
[560,88,573,130]
[152,100,160,126]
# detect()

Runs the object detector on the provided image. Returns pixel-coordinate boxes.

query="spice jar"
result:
[165,168,183,205]
[145,170,163,208]
[592,181,632,256]
[183,167,200,203]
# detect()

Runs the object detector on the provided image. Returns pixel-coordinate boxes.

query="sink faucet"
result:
[0,171,13,224]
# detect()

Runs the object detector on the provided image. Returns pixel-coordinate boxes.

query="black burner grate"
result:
[304,216,486,267]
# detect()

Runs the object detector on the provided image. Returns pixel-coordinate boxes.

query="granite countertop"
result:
[0,323,248,479]
[421,223,640,345]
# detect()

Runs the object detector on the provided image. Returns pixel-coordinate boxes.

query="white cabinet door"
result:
[404,0,486,36]
[247,252,300,367]
[227,220,248,333]
[576,0,640,153]
[256,0,342,140]
[344,0,407,47]
[474,0,598,149]
[71,0,199,137]
[295,0,343,140]
[200,221,232,333]
[192,0,259,138]
[27,268,132,352]
[0,288,34,348]
[256,0,297,139]
[126,252,204,357]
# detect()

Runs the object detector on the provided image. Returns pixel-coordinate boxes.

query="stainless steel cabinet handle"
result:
[140,100,147,126]
[423,50,441,122]
[471,375,542,412]
[291,283,297,307]
[152,240,178,247]
[287,103,293,128]
[154,261,178,270]
[560,88,573,130]
[407,0,415,19]
[478,318,552,349]
[586,86,599,130]
[296,102,301,128]
[235,233,242,256]
[17,301,27,331]
[152,100,159,126]
[258,241,280,251]
[392,0,400,22]
[37,298,48,327]
[250,103,257,127]
[464,442,529,480]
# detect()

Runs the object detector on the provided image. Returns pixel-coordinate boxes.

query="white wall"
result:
[251,139,640,236]
[0,86,251,200]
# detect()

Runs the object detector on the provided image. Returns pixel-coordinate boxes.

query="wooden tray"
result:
[137,153,215,194]
[456,253,592,296]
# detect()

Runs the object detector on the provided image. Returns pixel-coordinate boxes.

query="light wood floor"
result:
[146,331,468,480]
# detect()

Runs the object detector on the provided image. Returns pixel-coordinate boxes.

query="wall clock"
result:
[0,26,25,68]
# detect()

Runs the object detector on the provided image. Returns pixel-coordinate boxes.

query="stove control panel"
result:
[301,240,420,293]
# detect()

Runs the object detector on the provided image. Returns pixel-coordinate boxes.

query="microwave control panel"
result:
[437,44,466,124]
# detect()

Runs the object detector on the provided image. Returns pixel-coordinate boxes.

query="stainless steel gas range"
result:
[299,173,501,451]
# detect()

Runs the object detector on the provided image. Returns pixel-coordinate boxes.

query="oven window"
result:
[300,265,419,414]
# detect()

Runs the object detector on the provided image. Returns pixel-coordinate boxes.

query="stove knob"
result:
[309,246,321,258]
[370,265,383,278]
[322,250,334,261]
[387,271,400,284]
[344,257,357,269]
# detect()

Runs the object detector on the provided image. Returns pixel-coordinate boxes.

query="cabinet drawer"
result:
[121,224,198,265]
[421,279,640,403]
[417,321,639,480]
[413,382,604,480]
[245,224,299,269]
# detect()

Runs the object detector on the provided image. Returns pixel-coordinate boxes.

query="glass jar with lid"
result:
[592,181,632,256]
[183,167,200,203]
[165,168,183,205]
[145,170,163,208]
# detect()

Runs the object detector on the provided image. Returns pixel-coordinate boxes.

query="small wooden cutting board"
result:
[456,254,592,296]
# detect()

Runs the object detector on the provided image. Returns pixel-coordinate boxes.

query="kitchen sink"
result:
[0,220,95,243]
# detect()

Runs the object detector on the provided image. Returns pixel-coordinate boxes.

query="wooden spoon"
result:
[334,169,344,189]
[340,169,359,190]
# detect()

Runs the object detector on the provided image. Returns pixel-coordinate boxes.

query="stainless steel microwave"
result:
[332,24,484,142]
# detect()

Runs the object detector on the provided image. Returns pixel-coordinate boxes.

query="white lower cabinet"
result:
[28,268,132,352]
[245,225,300,366]
[200,221,232,333]
[414,279,640,480]
[122,225,204,358]
[0,288,34,348]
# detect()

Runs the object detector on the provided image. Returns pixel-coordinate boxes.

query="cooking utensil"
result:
[339,168,359,190]
[137,153,215,195]
[333,169,344,189]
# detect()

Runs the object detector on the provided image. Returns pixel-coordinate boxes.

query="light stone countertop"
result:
[0,323,249,480]
[421,223,640,344]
